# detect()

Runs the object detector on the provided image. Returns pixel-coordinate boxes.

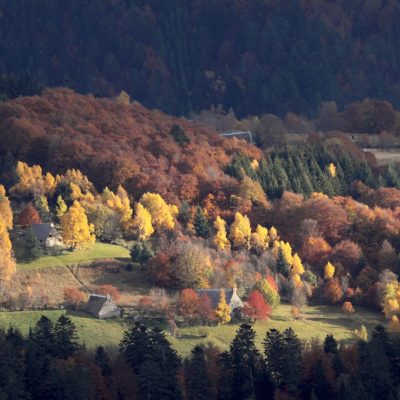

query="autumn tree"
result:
[215,289,231,324]
[324,278,343,304]
[251,224,269,254]
[131,202,154,241]
[97,284,121,301]
[0,185,16,281]
[17,203,41,227]
[291,253,304,276]
[140,192,175,230]
[56,195,67,220]
[171,242,213,288]
[61,201,95,250]
[177,289,201,320]
[229,212,251,249]
[63,287,86,309]
[244,290,272,321]
[213,216,230,250]
[324,262,335,280]
[254,278,280,308]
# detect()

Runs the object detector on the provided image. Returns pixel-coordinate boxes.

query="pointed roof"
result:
[195,289,236,309]
[31,223,54,241]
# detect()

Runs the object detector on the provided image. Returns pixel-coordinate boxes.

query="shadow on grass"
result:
[179,334,208,340]
[66,309,95,320]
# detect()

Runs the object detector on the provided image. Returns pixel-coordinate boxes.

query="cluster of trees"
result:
[0,315,399,400]
[226,141,400,199]
[3,1,400,118]
[0,88,259,203]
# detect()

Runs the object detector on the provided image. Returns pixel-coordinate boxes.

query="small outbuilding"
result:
[84,294,121,319]
[195,288,244,317]
[31,223,63,247]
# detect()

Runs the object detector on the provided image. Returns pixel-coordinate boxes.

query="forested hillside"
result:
[0,88,259,202]
[2,0,400,117]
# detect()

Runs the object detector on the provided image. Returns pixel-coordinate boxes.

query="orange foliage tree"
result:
[244,290,272,321]
[17,203,42,227]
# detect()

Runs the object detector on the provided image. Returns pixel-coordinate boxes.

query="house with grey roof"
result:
[195,288,244,317]
[84,294,121,319]
[31,223,63,247]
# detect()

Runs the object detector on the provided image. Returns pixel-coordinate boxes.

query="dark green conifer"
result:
[193,206,210,238]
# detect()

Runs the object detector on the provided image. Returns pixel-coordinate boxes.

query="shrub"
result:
[354,325,368,341]
[342,301,355,314]
[97,284,121,301]
[63,287,86,309]
[130,241,154,264]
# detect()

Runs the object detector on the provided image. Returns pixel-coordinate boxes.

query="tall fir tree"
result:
[193,206,210,238]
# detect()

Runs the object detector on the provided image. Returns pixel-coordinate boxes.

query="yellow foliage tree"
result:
[61,201,95,250]
[215,289,231,324]
[280,241,294,266]
[11,161,55,197]
[132,203,154,241]
[328,163,337,178]
[251,159,259,170]
[291,253,304,276]
[269,226,279,242]
[0,185,16,281]
[251,224,269,253]
[71,183,95,204]
[292,273,302,287]
[229,212,251,249]
[100,186,133,230]
[140,192,175,230]
[56,195,68,219]
[213,216,230,250]
[324,262,335,280]
[389,315,400,332]
[35,195,50,216]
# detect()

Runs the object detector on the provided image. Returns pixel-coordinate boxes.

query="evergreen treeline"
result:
[2,0,400,117]
[0,73,43,101]
[0,316,399,400]
[227,144,400,199]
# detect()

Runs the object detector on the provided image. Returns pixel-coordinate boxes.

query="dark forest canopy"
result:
[1,317,399,400]
[2,0,400,117]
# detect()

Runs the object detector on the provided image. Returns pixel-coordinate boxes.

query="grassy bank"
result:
[17,242,130,270]
[0,305,384,356]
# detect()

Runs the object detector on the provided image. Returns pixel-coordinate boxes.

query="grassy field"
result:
[0,304,384,356]
[0,310,127,350]
[169,304,385,355]
[17,242,130,270]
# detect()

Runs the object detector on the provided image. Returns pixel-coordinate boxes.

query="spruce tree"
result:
[229,324,260,400]
[95,346,112,377]
[24,227,42,261]
[193,206,210,238]
[276,247,290,277]
[31,316,56,356]
[54,315,79,359]
[184,346,212,400]
[263,329,285,387]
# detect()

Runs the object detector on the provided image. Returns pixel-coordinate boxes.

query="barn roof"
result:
[195,289,235,309]
[84,294,110,316]
[31,223,53,241]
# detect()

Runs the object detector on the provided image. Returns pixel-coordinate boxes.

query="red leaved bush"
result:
[244,290,272,321]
